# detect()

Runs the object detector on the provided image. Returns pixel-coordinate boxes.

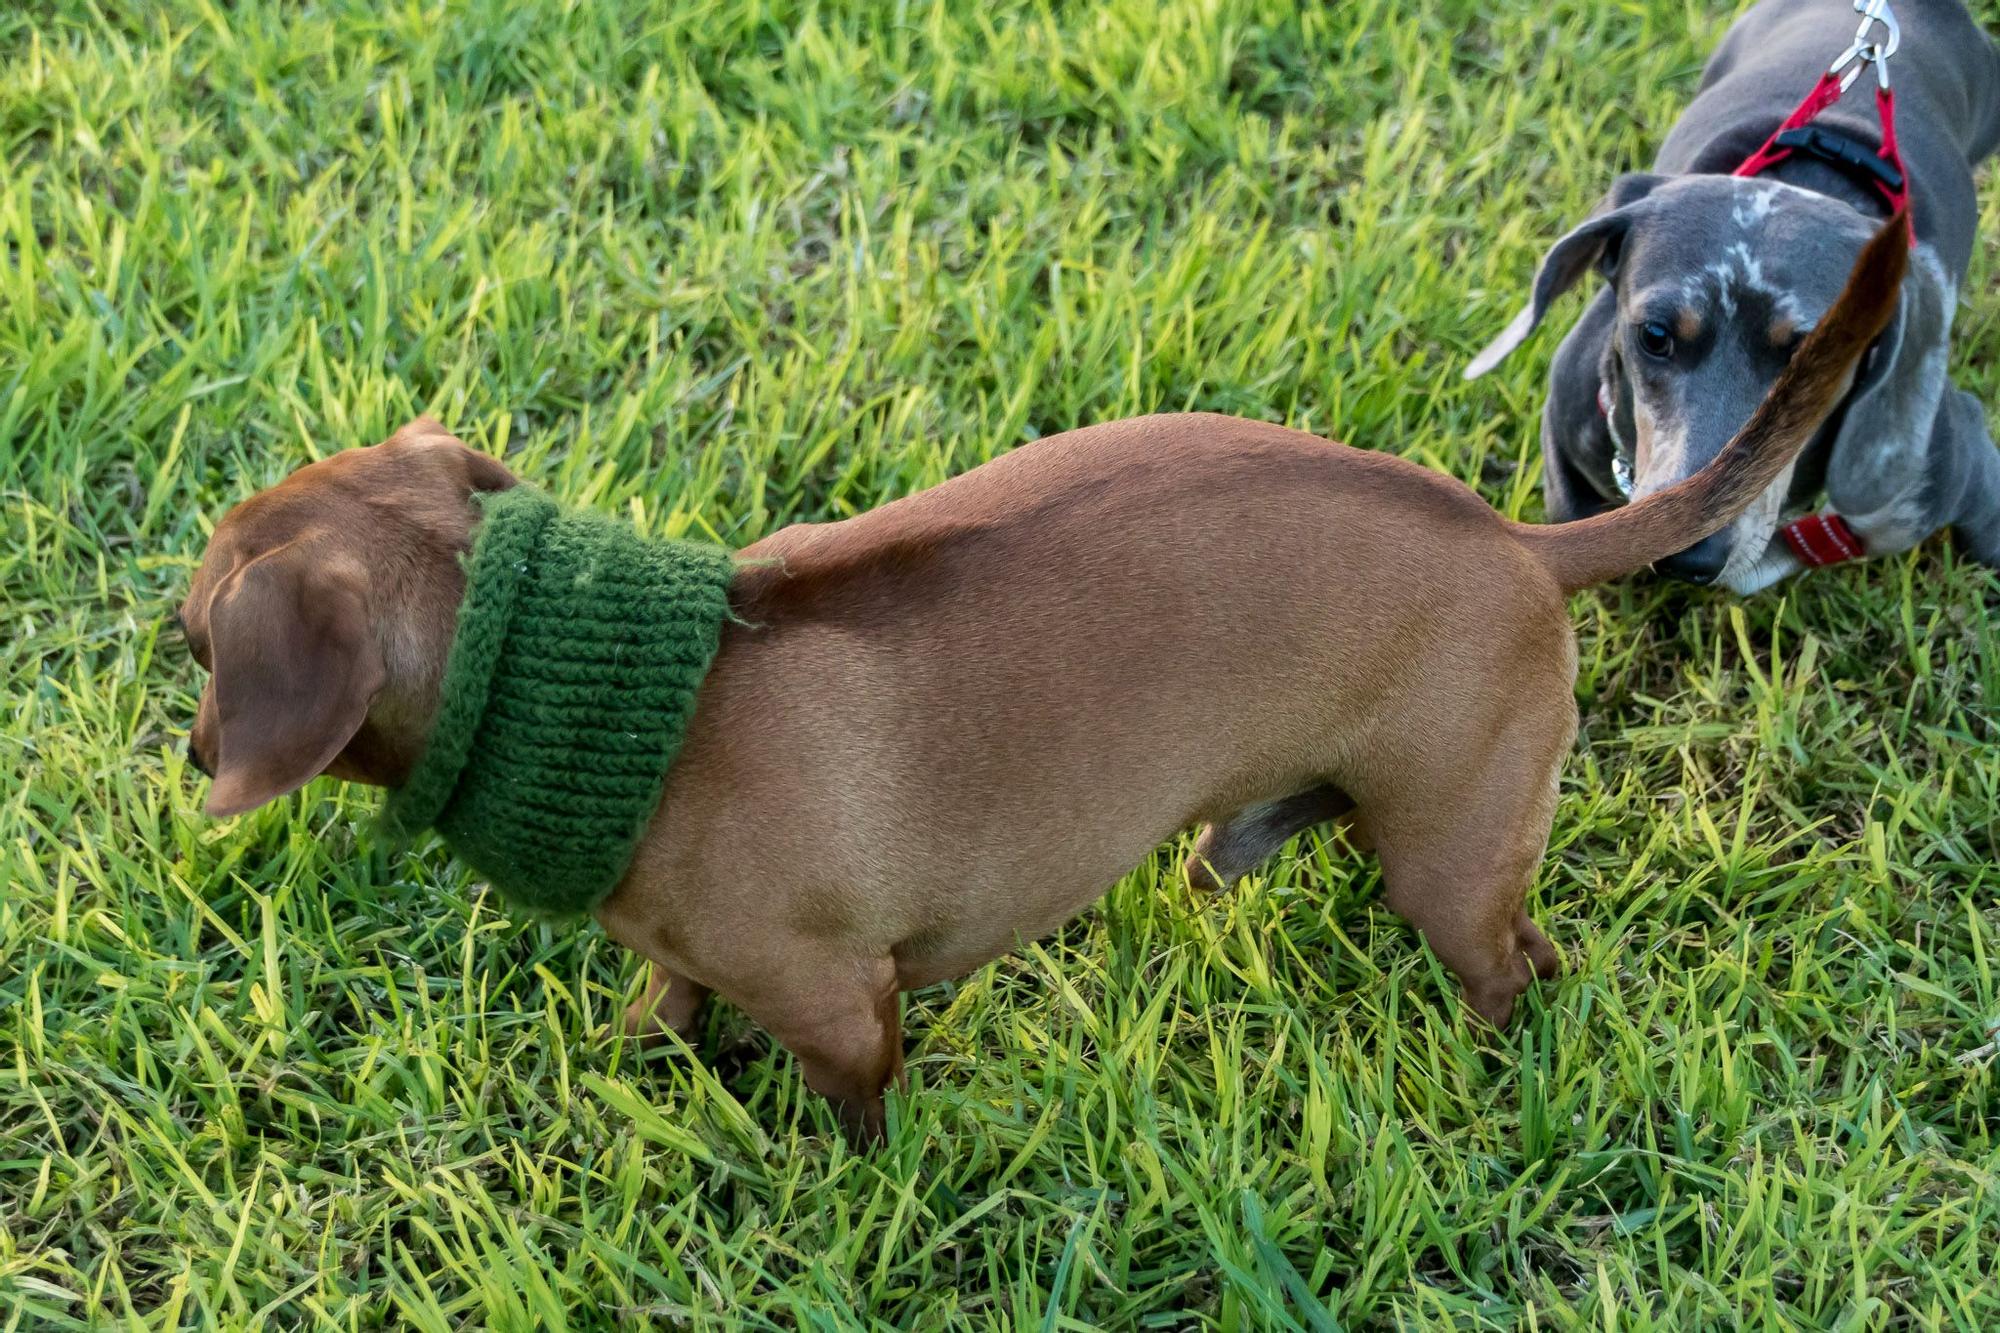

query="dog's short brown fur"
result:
[181,218,1903,1144]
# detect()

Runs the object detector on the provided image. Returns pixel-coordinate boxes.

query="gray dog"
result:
[1469,0,2000,592]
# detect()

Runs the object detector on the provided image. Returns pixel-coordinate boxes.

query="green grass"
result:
[5,0,2000,1326]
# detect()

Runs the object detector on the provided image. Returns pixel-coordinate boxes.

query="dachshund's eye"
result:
[1638,321,1675,360]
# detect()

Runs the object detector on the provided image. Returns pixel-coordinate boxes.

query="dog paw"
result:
[1183,851,1232,893]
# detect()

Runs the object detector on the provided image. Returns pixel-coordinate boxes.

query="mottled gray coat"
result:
[1470,0,2000,591]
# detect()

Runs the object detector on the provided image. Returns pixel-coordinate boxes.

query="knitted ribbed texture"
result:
[380,486,735,914]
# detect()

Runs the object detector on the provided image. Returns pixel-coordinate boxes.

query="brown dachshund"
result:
[181,216,1903,1144]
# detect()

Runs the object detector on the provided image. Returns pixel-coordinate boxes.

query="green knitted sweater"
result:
[379,486,736,915]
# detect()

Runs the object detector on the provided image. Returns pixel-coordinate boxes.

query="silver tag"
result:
[1611,452,1635,500]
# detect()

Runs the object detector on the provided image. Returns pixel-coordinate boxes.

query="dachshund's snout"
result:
[186,731,213,777]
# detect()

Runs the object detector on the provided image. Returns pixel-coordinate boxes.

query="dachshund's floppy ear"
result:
[203,547,385,817]
[1464,172,1664,379]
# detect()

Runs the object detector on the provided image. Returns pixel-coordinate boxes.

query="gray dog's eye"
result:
[1637,321,1675,360]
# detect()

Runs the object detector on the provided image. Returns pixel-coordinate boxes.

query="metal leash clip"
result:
[1829,0,1899,93]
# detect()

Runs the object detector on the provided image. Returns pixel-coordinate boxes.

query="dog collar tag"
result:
[1597,381,1635,499]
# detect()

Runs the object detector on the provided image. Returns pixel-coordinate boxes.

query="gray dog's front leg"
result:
[1726,389,1997,591]
[1937,388,2000,568]
[1721,537,1804,595]
[1817,384,2000,574]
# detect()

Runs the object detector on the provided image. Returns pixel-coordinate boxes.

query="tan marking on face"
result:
[1673,307,1702,342]
[1628,395,1695,500]
[1767,316,1796,349]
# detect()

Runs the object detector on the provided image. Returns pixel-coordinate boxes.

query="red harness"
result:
[1732,0,1909,568]
[1733,75,1911,219]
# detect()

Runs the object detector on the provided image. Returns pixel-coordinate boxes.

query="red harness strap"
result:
[1733,71,1851,180]
[1871,87,1911,218]
[1733,75,1912,229]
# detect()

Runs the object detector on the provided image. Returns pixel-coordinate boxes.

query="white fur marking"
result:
[1716,457,1801,591]
[1730,179,1783,228]
[1630,400,1690,499]
[1703,239,1811,327]
[1720,538,1803,594]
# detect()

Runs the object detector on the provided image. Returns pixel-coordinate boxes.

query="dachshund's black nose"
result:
[186,732,213,777]
[1654,531,1731,585]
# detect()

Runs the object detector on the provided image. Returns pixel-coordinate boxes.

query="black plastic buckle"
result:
[1773,125,1905,193]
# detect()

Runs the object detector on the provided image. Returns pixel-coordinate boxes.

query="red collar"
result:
[1780,512,1866,566]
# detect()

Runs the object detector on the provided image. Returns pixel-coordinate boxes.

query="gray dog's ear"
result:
[1823,248,1945,518]
[1464,173,1665,379]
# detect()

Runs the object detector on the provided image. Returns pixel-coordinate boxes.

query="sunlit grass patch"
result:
[4,0,1998,1326]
